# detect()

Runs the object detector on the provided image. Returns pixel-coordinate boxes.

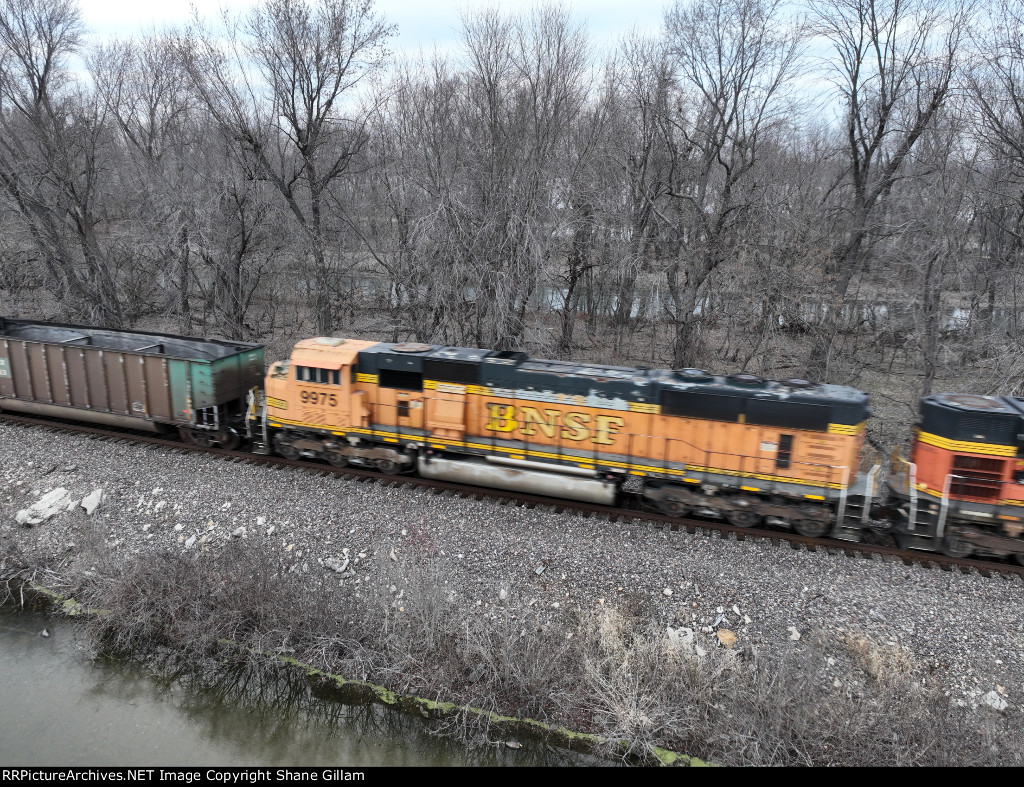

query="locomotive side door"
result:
[426,383,467,439]
[395,390,424,432]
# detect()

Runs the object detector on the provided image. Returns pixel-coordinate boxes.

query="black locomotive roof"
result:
[657,374,869,428]
[358,342,491,376]
[484,359,652,401]
[919,394,1024,447]
[353,340,869,428]
[0,317,262,361]
[516,358,644,380]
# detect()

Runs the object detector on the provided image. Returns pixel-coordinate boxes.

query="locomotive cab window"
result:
[296,366,340,385]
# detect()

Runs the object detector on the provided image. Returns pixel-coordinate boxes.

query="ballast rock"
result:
[983,691,1009,711]
[16,487,72,526]
[80,488,103,516]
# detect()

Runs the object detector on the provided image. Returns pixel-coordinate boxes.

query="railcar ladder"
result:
[246,388,270,454]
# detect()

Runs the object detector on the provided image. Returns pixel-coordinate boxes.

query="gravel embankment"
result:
[1,421,1022,713]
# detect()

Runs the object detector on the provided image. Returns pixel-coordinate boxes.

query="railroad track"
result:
[3,410,1023,581]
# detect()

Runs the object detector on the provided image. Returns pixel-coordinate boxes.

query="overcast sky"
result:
[77,1,670,53]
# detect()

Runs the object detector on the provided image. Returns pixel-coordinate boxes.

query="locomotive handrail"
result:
[888,452,913,494]
[245,387,267,446]
[937,472,953,541]
[908,462,918,530]
[835,466,850,530]
[862,465,881,523]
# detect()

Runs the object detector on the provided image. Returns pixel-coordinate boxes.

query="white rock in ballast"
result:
[983,691,1009,711]
[16,488,72,526]
[80,488,104,516]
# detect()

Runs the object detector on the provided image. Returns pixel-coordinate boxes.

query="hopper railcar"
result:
[0,317,264,449]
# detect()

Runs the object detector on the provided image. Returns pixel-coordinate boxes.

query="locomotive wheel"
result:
[657,498,688,516]
[793,519,830,538]
[274,436,300,460]
[724,509,761,528]
[189,431,213,447]
[375,458,399,474]
[216,428,241,451]
[178,427,223,448]
[941,530,973,559]
[324,450,349,467]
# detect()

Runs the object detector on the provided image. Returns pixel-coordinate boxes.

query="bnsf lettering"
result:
[484,403,626,445]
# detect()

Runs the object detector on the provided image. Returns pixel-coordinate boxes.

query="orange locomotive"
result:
[888,394,1024,561]
[248,337,878,541]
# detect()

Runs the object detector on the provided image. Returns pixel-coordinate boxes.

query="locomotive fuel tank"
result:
[417,454,618,505]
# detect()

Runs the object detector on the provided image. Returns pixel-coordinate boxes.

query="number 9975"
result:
[300,390,338,406]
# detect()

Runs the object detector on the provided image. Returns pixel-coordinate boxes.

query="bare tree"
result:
[180,0,393,335]
[657,0,800,368]
[604,34,674,339]
[804,0,968,379]
[91,34,201,330]
[878,103,976,397]
[966,0,1024,349]
[366,5,592,351]
[0,0,130,326]
[457,4,592,349]
[363,55,468,344]
[195,161,287,341]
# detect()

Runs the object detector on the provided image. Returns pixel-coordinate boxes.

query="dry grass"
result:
[0,539,59,611]
[51,540,1021,766]
[841,628,919,688]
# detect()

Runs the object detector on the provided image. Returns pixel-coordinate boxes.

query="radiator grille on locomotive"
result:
[950,455,1005,501]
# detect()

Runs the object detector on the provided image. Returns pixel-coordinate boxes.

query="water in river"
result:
[0,613,597,767]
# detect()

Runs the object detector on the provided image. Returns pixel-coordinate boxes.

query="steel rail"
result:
[2,411,1022,580]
